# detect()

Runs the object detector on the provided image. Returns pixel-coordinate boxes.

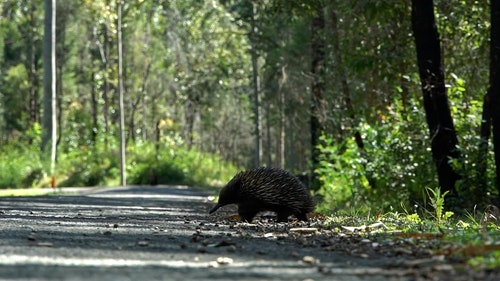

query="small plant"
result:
[406,213,422,224]
[426,186,453,226]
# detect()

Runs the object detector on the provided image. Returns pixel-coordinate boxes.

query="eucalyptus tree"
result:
[411,0,461,201]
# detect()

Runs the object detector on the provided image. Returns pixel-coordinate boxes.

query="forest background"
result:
[0,0,498,214]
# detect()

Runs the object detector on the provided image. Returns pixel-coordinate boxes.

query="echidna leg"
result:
[276,212,291,222]
[295,212,309,221]
[238,207,258,222]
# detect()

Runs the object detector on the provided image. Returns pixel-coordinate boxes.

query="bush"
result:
[127,140,237,188]
[0,130,237,190]
[0,141,44,189]
[315,99,436,214]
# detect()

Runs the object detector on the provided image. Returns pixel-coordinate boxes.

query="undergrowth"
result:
[0,137,237,190]
[321,200,500,270]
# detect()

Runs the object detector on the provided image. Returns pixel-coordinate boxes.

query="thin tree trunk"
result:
[128,96,142,144]
[411,0,461,200]
[489,0,500,205]
[42,0,57,177]
[117,0,126,186]
[103,0,111,149]
[265,99,272,166]
[90,69,98,143]
[478,90,491,202]
[184,93,199,148]
[56,32,64,149]
[251,1,262,167]
[310,5,325,190]
[278,65,286,169]
[28,2,39,125]
[140,61,151,141]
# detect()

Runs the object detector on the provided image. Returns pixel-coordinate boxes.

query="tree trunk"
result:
[251,0,262,167]
[310,5,325,190]
[411,0,461,199]
[41,0,57,176]
[128,96,142,144]
[90,69,98,143]
[102,0,111,149]
[184,93,199,148]
[489,0,500,205]
[28,2,40,125]
[278,65,286,169]
[265,98,272,166]
[140,61,152,141]
[117,0,126,186]
[478,90,491,203]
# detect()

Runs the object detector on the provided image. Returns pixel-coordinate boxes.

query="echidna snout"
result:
[209,203,222,214]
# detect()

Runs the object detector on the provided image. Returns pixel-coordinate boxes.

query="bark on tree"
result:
[310,5,325,190]
[411,0,461,198]
[489,0,500,205]
[42,0,57,175]
[117,0,127,186]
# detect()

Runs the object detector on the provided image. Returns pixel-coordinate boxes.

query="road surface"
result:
[0,186,497,280]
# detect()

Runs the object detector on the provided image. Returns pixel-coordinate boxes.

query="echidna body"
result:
[209,167,315,222]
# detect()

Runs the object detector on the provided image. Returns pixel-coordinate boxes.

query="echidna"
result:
[209,167,315,222]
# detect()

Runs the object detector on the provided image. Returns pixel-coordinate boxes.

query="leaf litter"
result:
[202,205,500,278]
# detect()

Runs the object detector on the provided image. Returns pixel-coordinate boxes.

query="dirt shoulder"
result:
[0,186,498,281]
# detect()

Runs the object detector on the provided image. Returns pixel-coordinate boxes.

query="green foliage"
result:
[2,64,30,133]
[315,70,497,213]
[468,251,500,270]
[405,213,422,224]
[0,148,41,189]
[56,143,119,187]
[0,0,497,215]
[315,97,436,213]
[1,121,237,189]
[322,207,500,269]
[127,140,237,187]
[426,186,453,226]
[0,123,44,189]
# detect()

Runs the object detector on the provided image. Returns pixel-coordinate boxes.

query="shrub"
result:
[315,99,436,214]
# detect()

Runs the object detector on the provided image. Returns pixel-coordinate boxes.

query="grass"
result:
[0,139,238,192]
[320,205,500,269]
[0,188,56,197]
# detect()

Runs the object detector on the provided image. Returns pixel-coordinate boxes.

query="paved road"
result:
[0,186,495,281]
